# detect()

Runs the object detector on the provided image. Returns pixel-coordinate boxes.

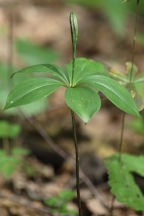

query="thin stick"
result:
[71,110,82,216]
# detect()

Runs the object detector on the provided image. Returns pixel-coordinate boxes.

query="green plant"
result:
[44,190,77,215]
[104,0,144,213]
[4,12,139,215]
[0,120,30,178]
[0,38,61,115]
[105,154,144,211]
[0,120,21,138]
[0,147,30,178]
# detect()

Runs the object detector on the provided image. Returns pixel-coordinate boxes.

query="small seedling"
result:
[4,12,139,215]
[44,190,77,215]
[0,120,29,178]
[0,147,30,178]
[0,120,21,138]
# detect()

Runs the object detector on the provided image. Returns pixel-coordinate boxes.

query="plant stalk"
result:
[118,113,126,162]
[71,110,82,216]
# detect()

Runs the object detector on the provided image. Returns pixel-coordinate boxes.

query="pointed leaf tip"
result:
[65,87,101,123]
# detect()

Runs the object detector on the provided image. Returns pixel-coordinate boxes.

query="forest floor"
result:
[0,0,144,215]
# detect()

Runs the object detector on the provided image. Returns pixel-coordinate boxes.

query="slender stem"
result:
[72,50,76,87]
[118,113,126,162]
[71,110,82,216]
[129,0,140,82]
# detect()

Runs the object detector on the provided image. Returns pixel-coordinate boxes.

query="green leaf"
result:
[12,148,30,156]
[64,58,105,86]
[134,75,144,84]
[58,190,76,201]
[4,78,62,110]
[0,121,21,138]
[130,117,144,134]
[15,39,60,65]
[105,154,144,211]
[13,64,69,85]
[65,86,101,123]
[126,62,138,82]
[20,99,48,116]
[134,82,144,111]
[0,63,17,108]
[44,197,60,206]
[0,151,20,178]
[80,75,140,117]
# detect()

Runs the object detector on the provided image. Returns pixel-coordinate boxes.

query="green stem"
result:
[118,113,126,162]
[129,0,140,82]
[72,49,76,87]
[71,110,82,216]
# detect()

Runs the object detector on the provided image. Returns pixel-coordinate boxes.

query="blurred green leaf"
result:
[16,39,60,65]
[0,150,20,178]
[44,197,60,206]
[0,121,21,138]
[12,148,30,156]
[130,117,144,134]
[58,190,76,200]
